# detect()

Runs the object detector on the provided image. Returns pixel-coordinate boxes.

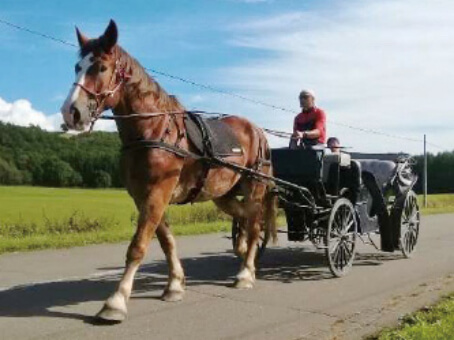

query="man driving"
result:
[290,90,326,149]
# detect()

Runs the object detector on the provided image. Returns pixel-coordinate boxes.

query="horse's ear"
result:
[75,27,89,47]
[100,19,118,54]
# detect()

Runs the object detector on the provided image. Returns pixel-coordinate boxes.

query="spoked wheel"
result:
[398,190,420,258]
[325,198,358,277]
[231,218,269,259]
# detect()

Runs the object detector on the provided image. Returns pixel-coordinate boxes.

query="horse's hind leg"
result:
[234,181,266,289]
[214,196,248,258]
[156,220,185,302]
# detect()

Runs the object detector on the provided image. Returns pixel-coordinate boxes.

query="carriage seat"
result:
[357,159,396,191]
[185,112,243,157]
[271,148,323,185]
[322,152,351,183]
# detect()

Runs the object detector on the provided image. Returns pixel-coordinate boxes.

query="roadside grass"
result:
[0,186,452,254]
[371,292,454,340]
[419,194,454,215]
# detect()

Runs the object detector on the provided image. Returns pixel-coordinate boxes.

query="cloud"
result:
[0,96,116,132]
[0,97,61,131]
[218,0,454,154]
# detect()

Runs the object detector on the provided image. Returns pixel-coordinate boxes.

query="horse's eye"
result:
[75,64,82,74]
[100,65,107,73]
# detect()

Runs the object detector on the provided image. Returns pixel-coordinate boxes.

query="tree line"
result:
[0,122,122,188]
[0,122,452,193]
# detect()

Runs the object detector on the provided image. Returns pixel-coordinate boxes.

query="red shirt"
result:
[293,107,326,144]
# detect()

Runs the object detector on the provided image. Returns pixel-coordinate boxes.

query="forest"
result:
[0,122,452,193]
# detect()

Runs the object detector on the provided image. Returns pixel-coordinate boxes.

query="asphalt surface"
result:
[0,213,453,340]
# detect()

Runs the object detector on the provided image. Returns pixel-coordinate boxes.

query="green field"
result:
[0,186,232,254]
[0,186,453,254]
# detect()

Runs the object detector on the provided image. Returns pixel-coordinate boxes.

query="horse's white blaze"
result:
[61,52,94,121]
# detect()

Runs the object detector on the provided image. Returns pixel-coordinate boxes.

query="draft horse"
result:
[60,20,277,322]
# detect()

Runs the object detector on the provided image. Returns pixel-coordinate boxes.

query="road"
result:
[0,214,453,340]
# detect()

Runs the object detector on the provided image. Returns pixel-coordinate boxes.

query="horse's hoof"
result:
[161,290,185,302]
[233,279,254,289]
[95,305,127,323]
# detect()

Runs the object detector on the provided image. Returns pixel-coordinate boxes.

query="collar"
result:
[302,106,316,114]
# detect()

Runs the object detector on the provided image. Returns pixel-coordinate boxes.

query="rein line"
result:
[98,110,292,139]
[96,110,314,206]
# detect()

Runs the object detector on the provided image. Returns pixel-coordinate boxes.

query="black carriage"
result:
[232,148,420,277]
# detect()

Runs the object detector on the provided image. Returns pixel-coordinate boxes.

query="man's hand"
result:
[292,131,305,139]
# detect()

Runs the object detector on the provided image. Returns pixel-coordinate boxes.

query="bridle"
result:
[73,55,131,130]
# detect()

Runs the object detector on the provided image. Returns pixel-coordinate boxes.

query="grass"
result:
[0,186,452,254]
[419,194,454,215]
[372,292,454,340]
[0,186,230,254]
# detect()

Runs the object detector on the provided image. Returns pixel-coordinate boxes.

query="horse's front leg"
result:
[156,220,185,302]
[96,186,176,322]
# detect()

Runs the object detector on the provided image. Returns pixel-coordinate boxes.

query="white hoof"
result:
[161,279,185,302]
[233,278,254,289]
[96,292,127,323]
[161,289,185,302]
[234,268,255,289]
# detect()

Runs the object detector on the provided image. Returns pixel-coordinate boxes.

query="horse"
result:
[60,20,277,323]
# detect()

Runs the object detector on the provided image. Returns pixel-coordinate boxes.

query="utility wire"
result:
[0,18,77,48]
[0,18,445,148]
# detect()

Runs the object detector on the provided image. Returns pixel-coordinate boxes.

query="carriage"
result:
[232,148,420,277]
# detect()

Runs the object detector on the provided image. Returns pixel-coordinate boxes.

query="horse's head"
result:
[61,20,126,131]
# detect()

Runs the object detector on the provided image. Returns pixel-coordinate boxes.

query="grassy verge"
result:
[372,292,454,340]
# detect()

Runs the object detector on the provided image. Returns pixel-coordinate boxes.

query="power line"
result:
[0,18,77,48]
[0,18,442,147]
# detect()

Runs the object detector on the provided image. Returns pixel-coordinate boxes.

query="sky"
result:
[0,0,453,154]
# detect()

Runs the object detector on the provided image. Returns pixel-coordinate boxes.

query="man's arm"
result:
[304,109,326,140]
[292,115,304,138]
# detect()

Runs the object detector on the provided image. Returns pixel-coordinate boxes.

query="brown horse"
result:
[61,20,277,322]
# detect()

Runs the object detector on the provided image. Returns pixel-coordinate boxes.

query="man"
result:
[327,137,341,154]
[290,90,326,149]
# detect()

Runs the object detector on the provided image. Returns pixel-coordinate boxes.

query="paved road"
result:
[0,214,453,340]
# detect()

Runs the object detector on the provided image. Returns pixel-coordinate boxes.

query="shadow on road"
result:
[0,244,403,323]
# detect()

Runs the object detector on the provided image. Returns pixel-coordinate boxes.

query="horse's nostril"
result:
[72,107,81,125]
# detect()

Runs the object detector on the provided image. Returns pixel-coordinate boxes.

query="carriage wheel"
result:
[398,191,420,258]
[231,218,269,259]
[325,198,358,277]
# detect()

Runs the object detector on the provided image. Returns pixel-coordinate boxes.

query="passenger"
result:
[327,137,341,154]
[290,90,326,149]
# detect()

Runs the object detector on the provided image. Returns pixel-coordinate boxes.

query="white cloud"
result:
[0,96,116,132]
[218,0,454,154]
[0,97,61,131]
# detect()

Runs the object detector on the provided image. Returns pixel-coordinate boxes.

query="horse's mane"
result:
[118,46,185,112]
[80,41,185,113]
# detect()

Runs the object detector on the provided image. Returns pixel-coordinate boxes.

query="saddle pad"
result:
[185,114,243,157]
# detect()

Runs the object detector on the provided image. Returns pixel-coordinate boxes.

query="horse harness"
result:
[113,111,270,204]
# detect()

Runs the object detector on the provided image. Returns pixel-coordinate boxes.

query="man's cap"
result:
[299,89,315,98]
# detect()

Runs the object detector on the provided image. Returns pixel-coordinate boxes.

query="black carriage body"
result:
[271,148,418,250]
[352,154,418,251]
[271,148,326,241]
